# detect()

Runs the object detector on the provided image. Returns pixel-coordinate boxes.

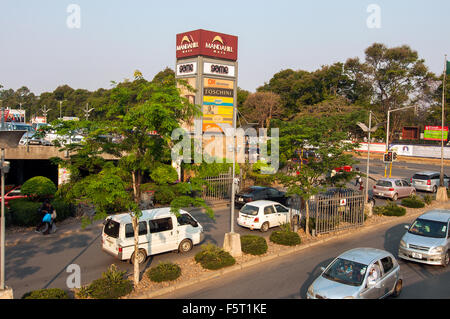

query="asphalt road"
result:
[4,157,449,298]
[155,214,450,299]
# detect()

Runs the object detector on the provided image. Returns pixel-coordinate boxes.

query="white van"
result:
[102,208,204,264]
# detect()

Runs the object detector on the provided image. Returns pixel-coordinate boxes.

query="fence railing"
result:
[202,173,234,201]
[291,189,365,235]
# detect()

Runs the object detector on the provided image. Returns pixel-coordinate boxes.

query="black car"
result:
[235,186,289,207]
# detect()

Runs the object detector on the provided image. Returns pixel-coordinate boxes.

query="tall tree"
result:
[241,91,282,128]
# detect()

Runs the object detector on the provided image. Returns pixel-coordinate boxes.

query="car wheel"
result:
[260,222,269,232]
[392,279,402,297]
[432,186,438,193]
[178,239,193,253]
[130,249,147,265]
[442,251,449,267]
[392,193,398,201]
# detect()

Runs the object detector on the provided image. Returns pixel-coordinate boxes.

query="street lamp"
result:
[0,107,26,298]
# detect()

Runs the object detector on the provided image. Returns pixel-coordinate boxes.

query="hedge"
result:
[240,235,268,255]
[423,194,433,205]
[146,262,181,282]
[194,243,236,270]
[7,198,74,227]
[270,230,301,246]
[76,264,133,299]
[22,288,69,299]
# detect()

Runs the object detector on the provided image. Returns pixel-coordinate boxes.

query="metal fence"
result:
[292,189,365,235]
[202,173,234,201]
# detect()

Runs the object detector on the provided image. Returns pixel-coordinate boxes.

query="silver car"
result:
[411,171,449,193]
[307,248,403,299]
[373,178,415,201]
[398,209,450,267]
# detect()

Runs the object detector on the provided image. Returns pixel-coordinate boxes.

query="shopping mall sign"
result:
[424,126,448,141]
[176,29,238,61]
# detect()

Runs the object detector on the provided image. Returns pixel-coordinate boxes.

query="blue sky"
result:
[1,0,449,94]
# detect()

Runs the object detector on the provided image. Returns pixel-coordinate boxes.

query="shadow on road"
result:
[299,257,334,299]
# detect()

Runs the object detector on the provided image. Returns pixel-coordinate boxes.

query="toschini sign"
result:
[176,29,238,61]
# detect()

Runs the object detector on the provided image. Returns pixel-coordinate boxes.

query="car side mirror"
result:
[191,221,198,227]
[404,225,410,230]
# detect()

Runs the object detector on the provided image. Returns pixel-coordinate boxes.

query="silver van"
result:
[399,209,450,267]
[102,208,204,264]
[411,171,449,193]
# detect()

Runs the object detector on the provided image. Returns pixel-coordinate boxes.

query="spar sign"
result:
[424,126,448,141]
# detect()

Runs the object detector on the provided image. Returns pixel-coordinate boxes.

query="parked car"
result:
[411,171,449,193]
[237,200,301,232]
[372,178,415,201]
[102,207,204,264]
[334,165,352,173]
[235,186,289,207]
[4,185,26,206]
[398,209,450,267]
[307,248,403,299]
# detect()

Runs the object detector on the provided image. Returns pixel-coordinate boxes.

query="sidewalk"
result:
[5,218,104,247]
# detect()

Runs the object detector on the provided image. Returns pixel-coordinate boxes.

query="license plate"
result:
[412,252,422,259]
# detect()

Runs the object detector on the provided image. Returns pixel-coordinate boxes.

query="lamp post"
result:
[0,107,26,298]
[437,54,448,202]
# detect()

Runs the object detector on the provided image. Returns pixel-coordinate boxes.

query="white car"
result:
[237,200,300,232]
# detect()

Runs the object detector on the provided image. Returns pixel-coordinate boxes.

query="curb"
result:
[131,203,445,299]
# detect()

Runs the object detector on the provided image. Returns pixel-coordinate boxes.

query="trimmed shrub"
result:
[22,288,69,299]
[373,206,385,216]
[241,235,268,255]
[77,264,133,299]
[146,262,181,282]
[194,243,236,270]
[21,176,57,201]
[270,230,301,246]
[423,194,433,205]
[401,195,425,208]
[378,203,407,217]
[8,198,41,227]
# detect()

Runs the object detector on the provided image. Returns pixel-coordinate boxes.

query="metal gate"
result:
[202,173,234,201]
[292,190,365,235]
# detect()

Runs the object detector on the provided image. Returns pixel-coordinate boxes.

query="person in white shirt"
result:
[367,264,380,286]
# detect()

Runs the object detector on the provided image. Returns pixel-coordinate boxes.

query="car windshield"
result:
[376,180,392,187]
[240,205,259,216]
[322,258,368,287]
[412,174,432,180]
[408,218,447,238]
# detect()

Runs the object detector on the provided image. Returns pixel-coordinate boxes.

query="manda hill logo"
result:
[177,35,199,53]
[205,35,233,54]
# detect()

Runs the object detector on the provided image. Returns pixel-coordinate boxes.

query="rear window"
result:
[412,174,430,180]
[376,180,392,187]
[104,219,120,238]
[240,204,259,216]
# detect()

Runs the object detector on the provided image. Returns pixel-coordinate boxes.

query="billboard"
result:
[424,126,448,141]
[176,29,238,61]
[4,109,25,122]
[202,77,235,132]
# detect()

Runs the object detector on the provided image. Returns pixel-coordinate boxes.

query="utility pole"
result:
[437,54,448,202]
[83,103,94,120]
[384,105,417,177]
[41,105,51,123]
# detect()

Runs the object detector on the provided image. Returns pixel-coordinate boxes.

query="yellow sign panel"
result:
[204,78,234,89]
[203,96,234,106]
[203,105,233,116]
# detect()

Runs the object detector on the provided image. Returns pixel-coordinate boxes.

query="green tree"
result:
[275,116,359,235]
[53,72,212,285]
